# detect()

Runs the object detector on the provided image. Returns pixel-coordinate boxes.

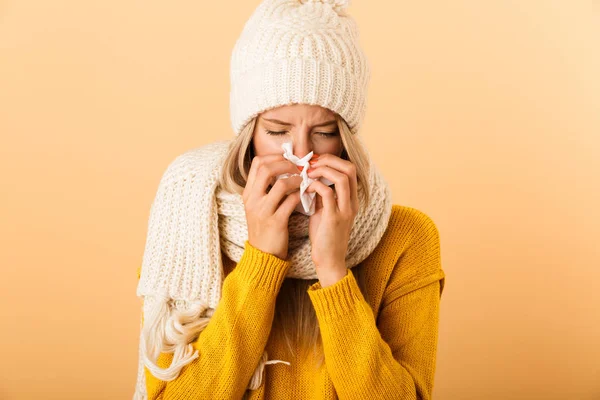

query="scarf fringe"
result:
[141,290,201,382]
[138,290,292,395]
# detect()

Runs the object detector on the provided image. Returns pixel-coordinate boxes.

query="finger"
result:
[274,189,302,220]
[308,166,352,214]
[264,175,302,214]
[251,158,297,200]
[309,153,358,207]
[256,159,301,197]
[244,154,283,202]
[306,180,337,213]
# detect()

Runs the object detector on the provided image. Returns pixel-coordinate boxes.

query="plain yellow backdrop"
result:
[1,1,598,399]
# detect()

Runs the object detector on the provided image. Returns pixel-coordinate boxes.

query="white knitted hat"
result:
[229,0,370,136]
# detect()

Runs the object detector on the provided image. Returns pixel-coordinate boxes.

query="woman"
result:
[133,0,446,399]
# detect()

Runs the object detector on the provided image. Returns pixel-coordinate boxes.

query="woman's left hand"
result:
[306,153,359,287]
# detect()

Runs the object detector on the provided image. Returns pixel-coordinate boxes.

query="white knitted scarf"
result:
[133,139,392,399]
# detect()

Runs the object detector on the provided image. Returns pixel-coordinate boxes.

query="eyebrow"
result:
[263,118,337,129]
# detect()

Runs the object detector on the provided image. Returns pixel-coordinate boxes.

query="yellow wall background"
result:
[1,1,598,399]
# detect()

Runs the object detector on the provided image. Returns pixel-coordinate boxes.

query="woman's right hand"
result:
[243,154,303,260]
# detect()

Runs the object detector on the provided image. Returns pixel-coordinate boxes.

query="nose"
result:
[292,134,313,160]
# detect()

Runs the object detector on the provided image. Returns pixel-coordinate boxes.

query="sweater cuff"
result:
[307,268,365,320]
[234,240,291,293]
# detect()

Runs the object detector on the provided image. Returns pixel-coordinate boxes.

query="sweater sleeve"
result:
[138,240,291,400]
[306,216,446,400]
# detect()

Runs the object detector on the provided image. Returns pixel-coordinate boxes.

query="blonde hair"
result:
[218,113,371,370]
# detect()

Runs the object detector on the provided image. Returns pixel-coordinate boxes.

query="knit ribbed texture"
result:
[229,0,370,136]
[139,205,446,399]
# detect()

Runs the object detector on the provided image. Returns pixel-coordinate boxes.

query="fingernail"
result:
[311,154,320,159]
[297,165,303,171]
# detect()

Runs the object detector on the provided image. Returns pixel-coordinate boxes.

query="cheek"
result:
[313,138,342,154]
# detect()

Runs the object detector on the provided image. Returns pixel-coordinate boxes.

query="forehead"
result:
[259,104,336,125]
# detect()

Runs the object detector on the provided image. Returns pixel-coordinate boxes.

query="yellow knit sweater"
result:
[136,204,446,399]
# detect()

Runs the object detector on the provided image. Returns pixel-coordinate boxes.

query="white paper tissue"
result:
[275,141,335,216]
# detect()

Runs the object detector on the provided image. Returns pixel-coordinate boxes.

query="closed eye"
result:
[265,130,339,138]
